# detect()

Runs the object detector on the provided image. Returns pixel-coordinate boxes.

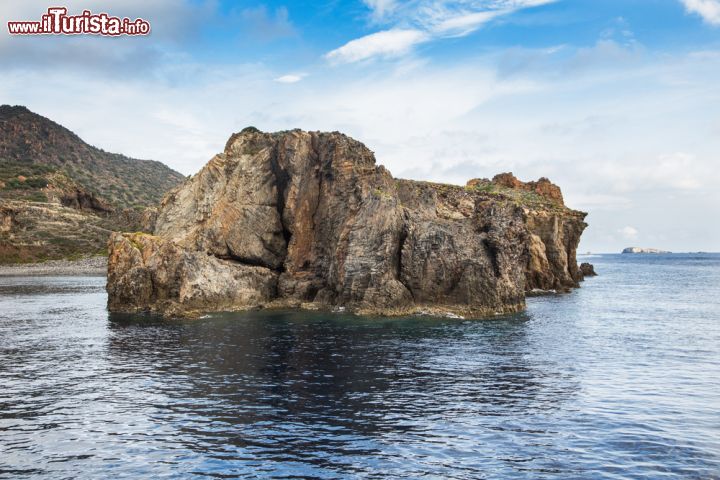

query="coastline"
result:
[0,256,107,276]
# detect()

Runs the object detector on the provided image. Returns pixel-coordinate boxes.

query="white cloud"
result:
[325,29,429,64]
[681,0,720,25]
[2,36,720,252]
[363,0,398,21]
[274,74,306,83]
[619,226,639,240]
[327,0,556,63]
[651,153,703,190]
[432,10,503,36]
[600,153,704,194]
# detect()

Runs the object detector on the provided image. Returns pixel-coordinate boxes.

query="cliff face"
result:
[525,208,586,291]
[107,129,587,318]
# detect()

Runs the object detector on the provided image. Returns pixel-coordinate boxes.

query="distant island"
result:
[622,247,671,254]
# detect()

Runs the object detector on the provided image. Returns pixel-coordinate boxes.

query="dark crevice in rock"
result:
[396,222,415,302]
[148,269,158,305]
[396,224,407,281]
[220,237,279,271]
[269,142,292,247]
[483,238,501,278]
[258,234,286,272]
[212,252,282,273]
[309,136,324,227]
[60,189,113,214]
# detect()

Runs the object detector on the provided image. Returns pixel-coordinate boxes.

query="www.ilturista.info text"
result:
[7,7,150,36]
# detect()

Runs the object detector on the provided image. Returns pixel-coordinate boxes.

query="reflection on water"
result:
[1,255,720,478]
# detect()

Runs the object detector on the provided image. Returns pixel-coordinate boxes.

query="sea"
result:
[1,253,719,479]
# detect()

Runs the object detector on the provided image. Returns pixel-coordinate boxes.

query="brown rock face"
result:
[59,189,113,213]
[107,129,587,318]
[107,233,277,316]
[524,209,587,291]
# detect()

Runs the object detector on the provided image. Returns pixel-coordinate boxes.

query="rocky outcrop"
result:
[465,173,586,292]
[579,262,597,277]
[524,208,587,291]
[487,173,564,205]
[107,233,277,316]
[107,129,588,318]
[59,188,114,214]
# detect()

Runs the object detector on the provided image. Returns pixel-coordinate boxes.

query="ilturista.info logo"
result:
[7,7,150,36]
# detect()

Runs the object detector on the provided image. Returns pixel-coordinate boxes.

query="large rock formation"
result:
[107,129,587,318]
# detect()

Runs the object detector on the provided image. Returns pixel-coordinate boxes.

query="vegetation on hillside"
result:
[464,179,560,209]
[0,105,184,209]
[0,105,185,264]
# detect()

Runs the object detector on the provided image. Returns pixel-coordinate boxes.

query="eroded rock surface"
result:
[107,129,587,318]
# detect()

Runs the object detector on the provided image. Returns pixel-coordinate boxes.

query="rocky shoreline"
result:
[0,256,107,276]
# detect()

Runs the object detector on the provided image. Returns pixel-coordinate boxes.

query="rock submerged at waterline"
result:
[107,129,588,318]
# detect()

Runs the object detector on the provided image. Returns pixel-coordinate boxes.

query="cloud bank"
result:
[1,0,719,252]
[681,0,720,25]
[326,0,556,63]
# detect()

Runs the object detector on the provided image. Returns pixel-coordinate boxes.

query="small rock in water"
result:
[579,262,597,277]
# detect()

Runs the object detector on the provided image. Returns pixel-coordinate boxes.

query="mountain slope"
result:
[0,105,186,263]
[0,105,184,209]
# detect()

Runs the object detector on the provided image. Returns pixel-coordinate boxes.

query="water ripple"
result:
[1,254,719,478]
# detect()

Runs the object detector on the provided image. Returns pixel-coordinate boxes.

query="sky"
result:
[1,0,719,253]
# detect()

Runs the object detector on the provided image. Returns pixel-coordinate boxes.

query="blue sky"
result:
[1,0,720,252]
[193,0,719,60]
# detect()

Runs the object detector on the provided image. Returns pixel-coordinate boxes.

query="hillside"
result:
[0,105,184,209]
[0,200,142,263]
[0,105,186,263]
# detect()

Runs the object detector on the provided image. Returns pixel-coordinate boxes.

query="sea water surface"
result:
[1,254,719,479]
